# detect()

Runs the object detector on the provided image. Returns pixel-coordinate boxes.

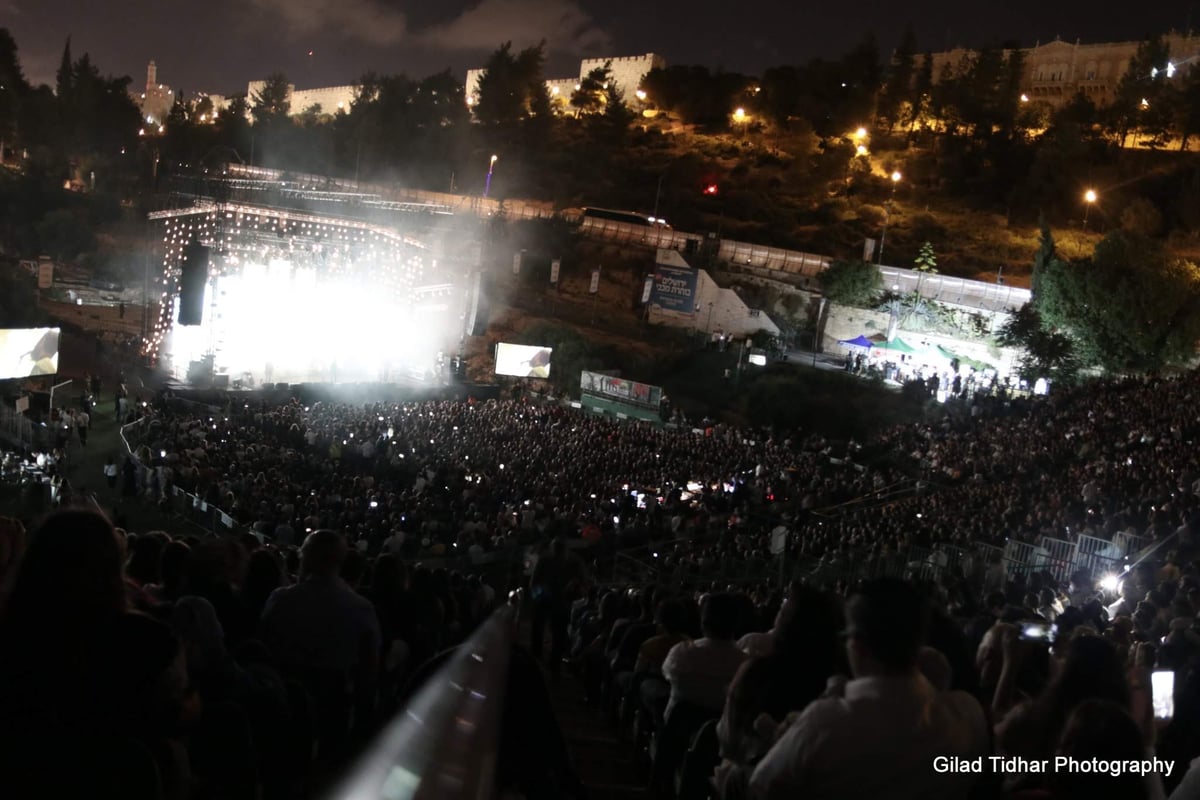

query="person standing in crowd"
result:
[103,455,119,493]
[77,406,90,447]
[750,578,989,799]
[261,529,381,765]
[529,537,586,677]
[115,382,128,424]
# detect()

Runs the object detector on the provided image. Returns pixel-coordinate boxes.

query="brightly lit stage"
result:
[147,200,473,388]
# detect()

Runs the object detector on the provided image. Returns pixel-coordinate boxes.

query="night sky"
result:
[3,0,1193,95]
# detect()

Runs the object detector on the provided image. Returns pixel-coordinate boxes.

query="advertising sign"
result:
[650,264,698,313]
[550,258,561,284]
[641,275,654,304]
[589,267,600,294]
[37,262,54,289]
[580,370,663,409]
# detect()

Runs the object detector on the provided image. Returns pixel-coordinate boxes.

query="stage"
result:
[147,189,485,393]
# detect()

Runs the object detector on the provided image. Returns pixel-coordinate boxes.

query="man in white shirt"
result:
[662,592,747,720]
[750,578,990,800]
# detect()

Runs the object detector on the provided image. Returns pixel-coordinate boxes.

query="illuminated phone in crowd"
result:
[1018,621,1054,642]
[1152,670,1175,720]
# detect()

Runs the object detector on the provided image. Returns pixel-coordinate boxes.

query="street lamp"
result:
[483,154,498,198]
[733,107,746,122]
[1083,189,1097,230]
[854,126,867,141]
[877,171,902,264]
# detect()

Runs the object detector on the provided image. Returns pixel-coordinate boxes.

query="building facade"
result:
[927,32,1200,108]
[464,53,664,111]
[137,61,175,126]
[245,80,357,118]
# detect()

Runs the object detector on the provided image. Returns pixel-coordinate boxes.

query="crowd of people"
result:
[0,510,526,799]
[3,366,1200,797]
[121,394,888,565]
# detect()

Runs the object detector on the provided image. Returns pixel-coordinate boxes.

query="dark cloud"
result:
[247,0,407,46]
[415,0,612,55]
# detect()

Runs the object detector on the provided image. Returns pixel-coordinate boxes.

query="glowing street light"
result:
[635,89,647,101]
[483,154,498,198]
[1020,93,1029,103]
[1083,188,1097,230]
[854,126,867,140]
[856,144,868,157]
[733,107,746,122]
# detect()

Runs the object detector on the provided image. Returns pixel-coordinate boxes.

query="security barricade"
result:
[1114,532,1150,559]
[1003,539,1038,576]
[1075,534,1120,580]
[1039,537,1077,582]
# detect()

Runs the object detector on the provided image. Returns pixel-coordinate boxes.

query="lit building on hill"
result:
[137,61,175,126]
[465,53,665,113]
[926,31,1200,108]
[245,80,357,118]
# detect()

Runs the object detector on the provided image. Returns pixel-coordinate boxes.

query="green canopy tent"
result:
[935,344,992,371]
[869,336,917,355]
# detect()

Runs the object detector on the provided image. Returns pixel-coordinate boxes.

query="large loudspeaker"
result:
[465,271,491,337]
[178,242,210,327]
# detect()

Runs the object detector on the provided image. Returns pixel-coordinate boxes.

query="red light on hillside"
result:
[703,184,719,195]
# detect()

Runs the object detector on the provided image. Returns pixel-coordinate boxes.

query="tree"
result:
[473,42,551,128]
[818,258,883,307]
[1034,226,1200,372]
[1108,36,1169,146]
[570,64,610,116]
[0,29,29,151]
[55,37,72,102]
[997,303,1081,384]
[1176,65,1200,150]
[998,48,1026,137]
[251,73,291,125]
[296,103,325,128]
[913,241,938,273]
[907,53,933,132]
[877,28,917,129]
[640,66,752,128]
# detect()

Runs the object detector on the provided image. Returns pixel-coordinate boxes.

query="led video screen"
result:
[0,328,61,378]
[495,343,553,379]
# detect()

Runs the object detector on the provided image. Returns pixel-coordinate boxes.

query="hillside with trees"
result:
[3,28,1200,379]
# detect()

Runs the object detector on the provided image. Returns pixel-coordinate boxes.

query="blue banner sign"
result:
[650,264,698,313]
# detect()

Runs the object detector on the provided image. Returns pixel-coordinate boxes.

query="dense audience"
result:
[125,395,900,563]
[5,370,1200,798]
